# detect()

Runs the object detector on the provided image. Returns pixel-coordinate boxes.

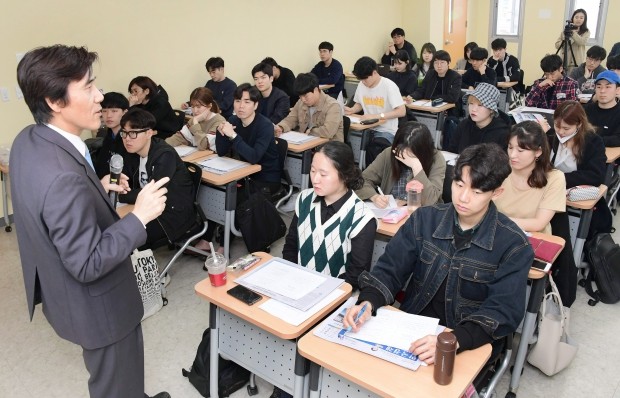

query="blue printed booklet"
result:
[313,297,442,371]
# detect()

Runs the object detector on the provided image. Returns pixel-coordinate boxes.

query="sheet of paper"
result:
[441,151,458,166]
[280,131,318,145]
[347,308,439,351]
[412,100,432,107]
[365,196,399,218]
[199,156,247,174]
[174,144,197,157]
[179,125,195,145]
[240,259,325,300]
[347,115,361,124]
[259,289,343,326]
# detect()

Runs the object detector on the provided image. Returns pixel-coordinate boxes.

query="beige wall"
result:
[0,0,402,216]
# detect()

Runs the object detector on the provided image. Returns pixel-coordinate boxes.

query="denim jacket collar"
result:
[432,203,499,251]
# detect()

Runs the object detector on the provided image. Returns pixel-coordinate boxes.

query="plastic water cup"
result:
[205,253,228,287]
[407,189,422,214]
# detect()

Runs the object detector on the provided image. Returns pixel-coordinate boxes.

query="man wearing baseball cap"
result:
[447,83,509,154]
[584,70,620,147]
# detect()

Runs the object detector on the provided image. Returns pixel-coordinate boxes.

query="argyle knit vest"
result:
[295,189,374,277]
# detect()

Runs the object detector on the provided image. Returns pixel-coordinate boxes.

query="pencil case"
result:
[381,208,408,224]
[566,185,599,201]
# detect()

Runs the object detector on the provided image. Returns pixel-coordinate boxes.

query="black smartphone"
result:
[227,285,262,306]
[360,118,379,125]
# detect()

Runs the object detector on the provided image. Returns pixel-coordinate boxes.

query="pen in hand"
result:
[338,303,368,339]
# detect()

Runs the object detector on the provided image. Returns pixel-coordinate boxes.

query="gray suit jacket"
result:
[10,124,146,350]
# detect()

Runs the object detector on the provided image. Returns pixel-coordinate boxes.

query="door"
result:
[443,0,467,68]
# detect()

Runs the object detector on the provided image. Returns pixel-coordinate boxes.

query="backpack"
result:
[236,191,287,253]
[583,233,620,306]
[182,329,251,397]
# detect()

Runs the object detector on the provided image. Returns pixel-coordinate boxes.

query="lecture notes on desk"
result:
[313,297,443,371]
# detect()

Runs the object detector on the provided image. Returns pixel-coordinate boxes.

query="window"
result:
[492,0,526,41]
[566,0,609,44]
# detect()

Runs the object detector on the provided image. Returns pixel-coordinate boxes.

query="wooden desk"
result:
[347,120,386,170]
[566,184,607,267]
[508,232,565,396]
[298,311,492,398]
[191,154,262,259]
[0,163,10,232]
[283,137,328,190]
[182,149,213,163]
[195,252,352,398]
[405,102,455,149]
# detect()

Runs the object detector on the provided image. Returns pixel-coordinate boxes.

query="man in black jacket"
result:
[487,38,521,84]
[120,108,195,247]
[584,71,620,147]
[412,50,462,116]
[462,47,497,89]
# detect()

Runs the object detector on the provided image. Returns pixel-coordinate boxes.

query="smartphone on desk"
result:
[227,285,262,306]
[360,118,379,125]
[532,259,552,273]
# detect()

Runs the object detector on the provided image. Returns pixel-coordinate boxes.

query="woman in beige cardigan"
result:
[356,121,446,207]
[555,9,590,69]
[165,87,225,150]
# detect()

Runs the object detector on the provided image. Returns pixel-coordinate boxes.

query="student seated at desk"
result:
[94,92,128,178]
[262,57,297,107]
[549,101,612,239]
[386,50,418,101]
[274,73,344,142]
[310,41,344,100]
[584,71,620,147]
[166,87,225,150]
[119,108,195,248]
[202,57,237,119]
[447,83,509,154]
[461,47,497,89]
[344,143,533,366]
[128,76,182,140]
[525,54,578,110]
[494,121,577,306]
[569,45,607,94]
[356,122,445,207]
[345,56,406,165]
[411,50,462,111]
[252,62,290,124]
[487,38,521,84]
[381,27,417,68]
[454,42,478,72]
[413,42,436,85]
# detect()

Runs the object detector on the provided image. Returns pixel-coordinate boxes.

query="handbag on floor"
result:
[527,274,578,376]
[131,248,163,321]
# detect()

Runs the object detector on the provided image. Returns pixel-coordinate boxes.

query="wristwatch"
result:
[380,113,385,120]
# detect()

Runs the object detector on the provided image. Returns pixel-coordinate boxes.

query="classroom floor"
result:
[1,209,620,398]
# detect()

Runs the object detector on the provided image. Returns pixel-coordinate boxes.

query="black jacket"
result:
[487,54,521,83]
[412,69,462,104]
[448,117,510,154]
[549,131,606,188]
[120,138,195,242]
[132,86,182,140]
[94,128,127,179]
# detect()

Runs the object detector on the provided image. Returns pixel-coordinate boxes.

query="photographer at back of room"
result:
[554,9,590,70]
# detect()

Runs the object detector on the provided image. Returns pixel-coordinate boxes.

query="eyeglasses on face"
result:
[120,128,149,139]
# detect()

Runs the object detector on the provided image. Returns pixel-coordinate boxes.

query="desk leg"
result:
[1,171,10,231]
[435,112,446,150]
[209,303,220,398]
[308,362,321,398]
[301,150,312,189]
[572,209,593,267]
[293,348,307,398]
[509,275,547,394]
[223,182,241,260]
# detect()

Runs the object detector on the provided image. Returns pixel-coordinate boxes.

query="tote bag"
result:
[131,249,164,321]
[527,274,578,376]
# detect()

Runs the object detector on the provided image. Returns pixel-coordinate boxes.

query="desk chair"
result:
[442,164,454,204]
[342,115,350,145]
[606,165,620,214]
[274,138,294,212]
[156,162,210,300]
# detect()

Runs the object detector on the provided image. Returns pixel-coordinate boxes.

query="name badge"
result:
[556,93,567,99]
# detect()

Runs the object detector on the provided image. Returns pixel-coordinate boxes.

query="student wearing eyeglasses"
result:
[120,108,195,247]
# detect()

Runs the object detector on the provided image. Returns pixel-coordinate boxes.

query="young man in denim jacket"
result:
[344,143,533,363]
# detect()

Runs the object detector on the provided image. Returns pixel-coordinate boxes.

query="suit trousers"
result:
[82,324,145,398]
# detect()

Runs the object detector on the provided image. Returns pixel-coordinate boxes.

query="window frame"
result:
[490,0,526,42]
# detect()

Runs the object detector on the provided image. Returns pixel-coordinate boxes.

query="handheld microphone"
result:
[109,154,124,208]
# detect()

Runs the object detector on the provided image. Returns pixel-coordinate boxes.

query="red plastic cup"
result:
[205,253,228,287]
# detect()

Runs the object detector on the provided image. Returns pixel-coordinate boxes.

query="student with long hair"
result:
[386,50,418,100]
[555,8,590,69]
[128,76,181,140]
[414,42,436,84]
[455,42,478,71]
[357,122,445,207]
[166,87,225,150]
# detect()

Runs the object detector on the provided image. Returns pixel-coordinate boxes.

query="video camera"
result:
[564,20,576,36]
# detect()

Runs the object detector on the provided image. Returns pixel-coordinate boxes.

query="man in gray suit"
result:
[11,45,171,398]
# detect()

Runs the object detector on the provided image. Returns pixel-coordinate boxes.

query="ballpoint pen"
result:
[338,303,368,339]
[377,187,385,196]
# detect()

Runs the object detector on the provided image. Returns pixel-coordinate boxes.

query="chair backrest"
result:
[342,115,351,144]
[274,138,289,173]
[184,161,203,200]
[174,109,186,130]
[442,164,454,204]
